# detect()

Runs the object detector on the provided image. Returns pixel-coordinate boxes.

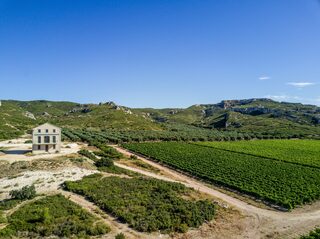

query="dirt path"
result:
[112,145,320,239]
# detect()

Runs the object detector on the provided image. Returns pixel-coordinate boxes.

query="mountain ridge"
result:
[1,98,319,140]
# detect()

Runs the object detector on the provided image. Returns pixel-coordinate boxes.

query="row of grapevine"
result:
[62,126,302,145]
[123,142,320,210]
[195,140,320,168]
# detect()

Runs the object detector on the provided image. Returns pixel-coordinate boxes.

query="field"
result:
[195,140,320,168]
[64,174,215,233]
[124,142,320,209]
[0,194,110,238]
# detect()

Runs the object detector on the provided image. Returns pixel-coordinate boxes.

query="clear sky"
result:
[1,0,320,108]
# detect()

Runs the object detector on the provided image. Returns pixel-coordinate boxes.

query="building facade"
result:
[32,123,61,154]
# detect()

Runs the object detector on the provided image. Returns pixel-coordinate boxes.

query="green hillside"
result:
[1,98,320,140]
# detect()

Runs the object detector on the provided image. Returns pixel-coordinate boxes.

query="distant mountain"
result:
[0,98,319,140]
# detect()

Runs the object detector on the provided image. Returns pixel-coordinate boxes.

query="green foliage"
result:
[300,228,320,239]
[0,199,22,210]
[195,140,320,168]
[0,211,7,224]
[124,142,320,210]
[130,155,138,160]
[78,149,98,161]
[98,165,139,176]
[0,194,110,237]
[95,157,114,167]
[115,232,126,239]
[9,185,36,200]
[64,174,215,233]
[24,140,32,144]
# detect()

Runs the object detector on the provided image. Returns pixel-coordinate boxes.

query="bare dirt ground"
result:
[0,138,81,163]
[112,145,320,239]
[0,168,97,200]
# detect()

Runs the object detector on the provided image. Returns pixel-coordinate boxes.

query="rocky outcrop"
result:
[24,111,36,120]
[69,106,92,114]
[217,98,273,109]
[312,115,320,124]
[232,107,272,116]
[169,110,178,115]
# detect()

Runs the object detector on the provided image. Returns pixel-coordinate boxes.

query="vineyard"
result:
[64,174,215,233]
[62,124,305,145]
[123,142,320,210]
[0,194,110,237]
[195,140,320,168]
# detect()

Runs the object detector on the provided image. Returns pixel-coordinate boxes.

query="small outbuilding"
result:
[32,123,61,154]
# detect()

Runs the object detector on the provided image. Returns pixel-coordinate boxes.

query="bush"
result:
[78,149,97,161]
[115,232,126,239]
[129,155,138,160]
[24,140,32,144]
[9,185,36,200]
[95,157,114,168]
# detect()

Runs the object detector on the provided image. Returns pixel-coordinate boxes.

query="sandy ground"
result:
[0,138,81,163]
[0,168,98,200]
[112,145,320,239]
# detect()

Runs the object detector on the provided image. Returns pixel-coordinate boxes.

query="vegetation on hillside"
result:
[1,98,320,140]
[64,174,215,233]
[124,142,320,209]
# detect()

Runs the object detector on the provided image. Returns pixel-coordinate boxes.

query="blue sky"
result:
[0,0,320,107]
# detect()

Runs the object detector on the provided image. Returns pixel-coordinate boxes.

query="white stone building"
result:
[32,123,61,154]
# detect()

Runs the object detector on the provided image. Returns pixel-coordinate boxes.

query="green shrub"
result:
[129,155,138,160]
[78,149,97,161]
[0,211,7,224]
[9,185,36,200]
[95,157,114,168]
[115,232,126,239]
[24,140,32,144]
[0,199,22,210]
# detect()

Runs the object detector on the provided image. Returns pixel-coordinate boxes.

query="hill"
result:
[0,98,319,140]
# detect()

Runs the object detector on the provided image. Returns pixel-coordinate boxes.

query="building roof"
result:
[33,123,61,130]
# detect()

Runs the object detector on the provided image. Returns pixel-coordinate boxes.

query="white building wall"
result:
[32,123,61,154]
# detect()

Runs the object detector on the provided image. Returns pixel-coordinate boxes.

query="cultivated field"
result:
[195,140,320,168]
[124,141,320,210]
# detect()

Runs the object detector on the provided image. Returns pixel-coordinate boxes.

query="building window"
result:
[44,136,50,143]
[38,145,41,150]
[53,136,56,143]
[38,129,41,133]
[46,129,49,133]
[53,145,56,150]
[38,136,41,143]
[53,129,56,133]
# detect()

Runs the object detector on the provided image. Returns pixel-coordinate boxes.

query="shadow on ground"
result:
[2,150,32,155]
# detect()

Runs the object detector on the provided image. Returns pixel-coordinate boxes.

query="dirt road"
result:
[112,145,320,239]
